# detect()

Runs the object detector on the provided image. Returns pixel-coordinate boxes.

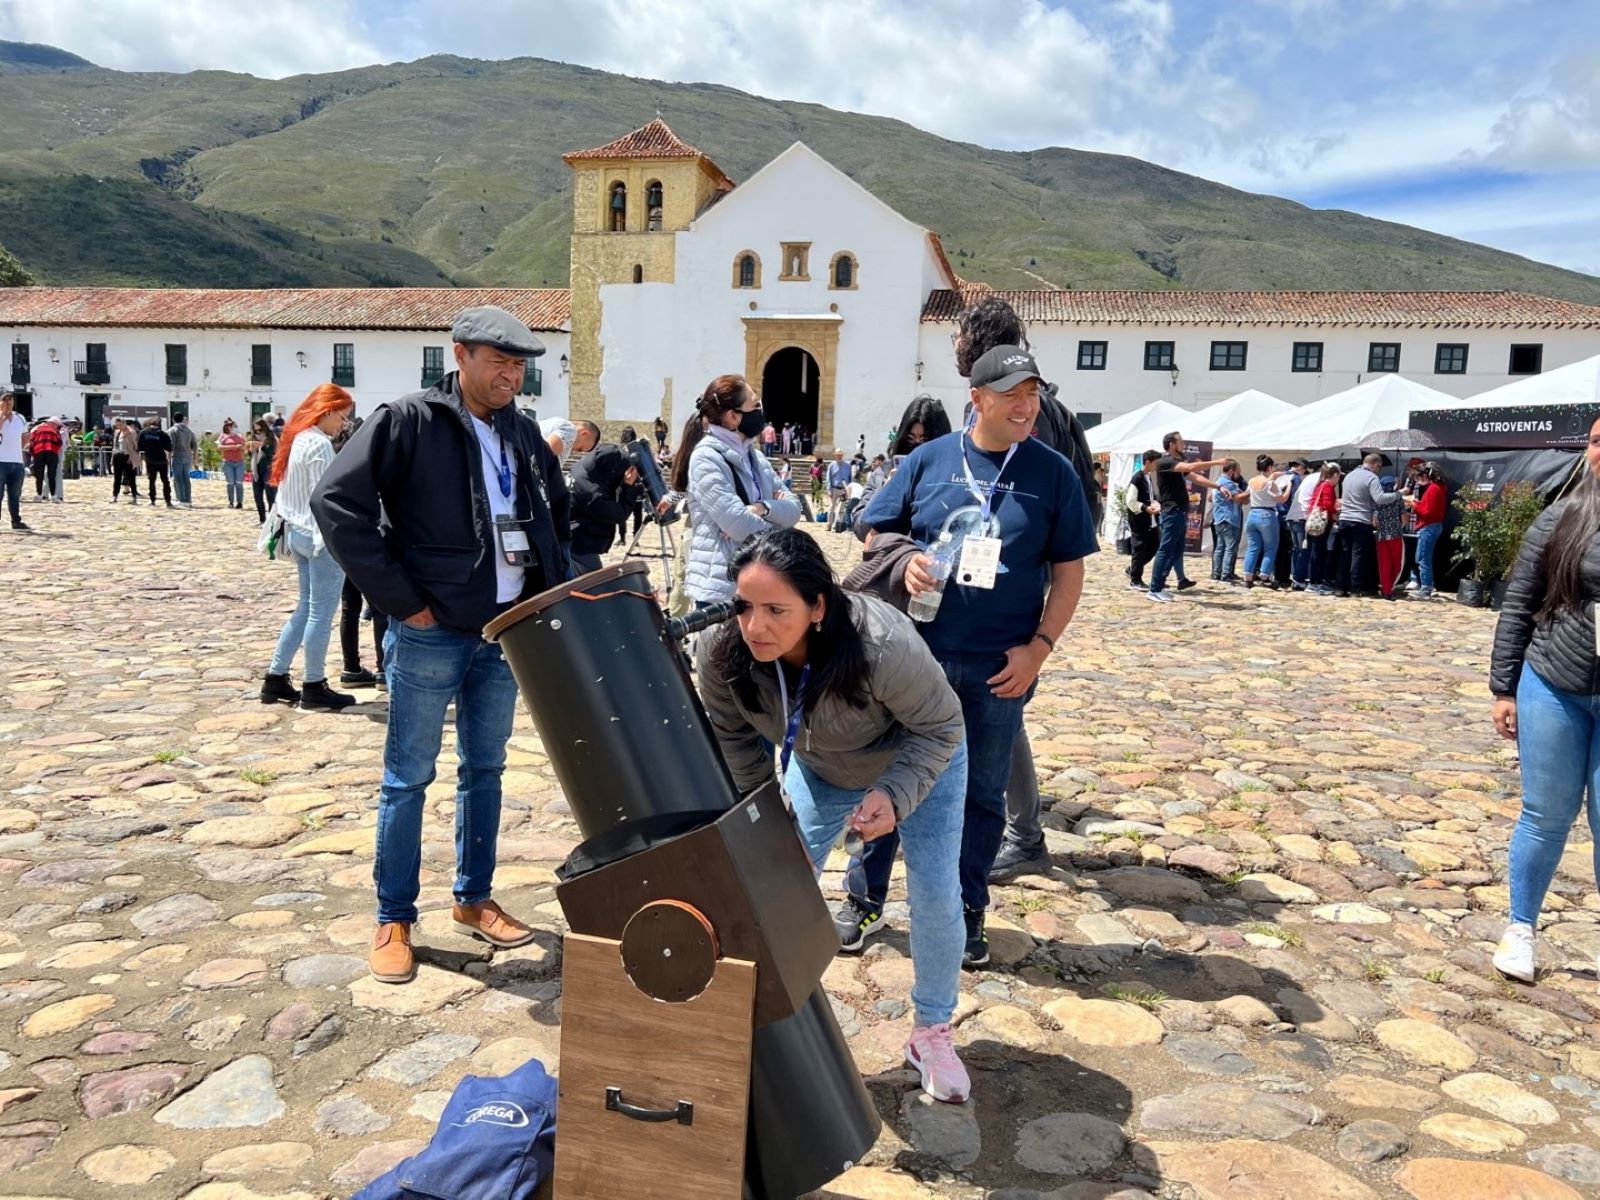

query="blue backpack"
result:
[351,1058,557,1200]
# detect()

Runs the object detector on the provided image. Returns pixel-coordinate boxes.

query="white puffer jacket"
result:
[683,436,803,603]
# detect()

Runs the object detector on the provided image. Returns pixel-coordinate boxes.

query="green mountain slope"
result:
[1,43,1596,302]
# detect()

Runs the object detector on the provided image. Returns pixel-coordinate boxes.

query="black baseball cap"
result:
[970,345,1044,393]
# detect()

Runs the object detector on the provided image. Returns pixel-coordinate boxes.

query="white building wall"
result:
[597,145,933,453]
[5,325,570,431]
[917,322,1600,428]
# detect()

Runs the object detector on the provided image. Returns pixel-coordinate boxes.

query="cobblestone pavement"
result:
[2,482,1598,1200]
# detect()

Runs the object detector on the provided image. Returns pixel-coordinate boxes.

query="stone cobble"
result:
[0,484,1594,1198]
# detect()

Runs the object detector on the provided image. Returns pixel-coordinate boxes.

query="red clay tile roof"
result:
[0,287,571,331]
[920,287,1600,328]
[563,119,733,188]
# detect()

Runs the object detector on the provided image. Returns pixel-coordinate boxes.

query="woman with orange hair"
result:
[260,384,357,711]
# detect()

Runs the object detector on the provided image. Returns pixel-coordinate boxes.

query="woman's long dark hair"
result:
[711,528,870,713]
[1539,469,1600,620]
[891,396,953,456]
[670,374,750,493]
[955,296,1028,378]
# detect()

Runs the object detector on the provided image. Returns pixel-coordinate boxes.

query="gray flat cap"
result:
[451,305,546,358]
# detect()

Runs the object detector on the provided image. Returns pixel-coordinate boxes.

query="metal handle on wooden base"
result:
[606,1087,694,1126]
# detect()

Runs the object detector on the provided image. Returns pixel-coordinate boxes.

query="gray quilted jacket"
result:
[682,437,802,604]
[1491,497,1600,697]
[695,593,964,820]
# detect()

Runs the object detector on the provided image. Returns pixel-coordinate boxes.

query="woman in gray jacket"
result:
[1489,415,1600,982]
[669,374,802,606]
[696,529,970,1104]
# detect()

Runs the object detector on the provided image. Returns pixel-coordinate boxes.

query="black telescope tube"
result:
[485,562,881,1199]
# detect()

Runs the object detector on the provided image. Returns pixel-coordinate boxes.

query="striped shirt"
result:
[275,428,336,554]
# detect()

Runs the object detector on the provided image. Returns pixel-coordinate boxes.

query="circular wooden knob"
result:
[620,900,720,1003]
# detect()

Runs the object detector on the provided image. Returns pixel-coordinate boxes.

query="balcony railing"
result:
[421,367,444,388]
[74,360,109,384]
[332,367,355,388]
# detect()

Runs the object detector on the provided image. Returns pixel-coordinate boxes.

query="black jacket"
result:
[1036,383,1104,531]
[1491,498,1600,698]
[569,443,630,555]
[137,428,172,465]
[311,373,571,634]
[1127,470,1156,537]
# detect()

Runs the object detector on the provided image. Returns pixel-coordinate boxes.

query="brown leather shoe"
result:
[369,922,416,984]
[452,899,536,949]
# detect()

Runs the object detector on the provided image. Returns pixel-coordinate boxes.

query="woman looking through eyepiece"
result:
[695,528,972,1103]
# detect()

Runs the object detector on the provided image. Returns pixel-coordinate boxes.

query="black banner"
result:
[1410,403,1600,450]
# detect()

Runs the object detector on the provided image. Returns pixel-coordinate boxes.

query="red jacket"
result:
[28,423,62,455]
[1414,481,1447,529]
[1309,480,1339,515]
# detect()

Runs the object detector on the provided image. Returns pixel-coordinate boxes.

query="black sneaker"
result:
[833,897,885,954]
[962,908,989,969]
[10,521,30,532]
[340,667,380,687]
[1176,579,1198,592]
[988,840,1051,883]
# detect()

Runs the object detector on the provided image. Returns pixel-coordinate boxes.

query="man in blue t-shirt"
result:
[859,345,1097,966]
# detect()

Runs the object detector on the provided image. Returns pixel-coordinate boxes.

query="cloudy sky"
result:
[4,0,1598,276]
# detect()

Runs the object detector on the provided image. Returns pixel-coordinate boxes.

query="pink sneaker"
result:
[905,1023,971,1103]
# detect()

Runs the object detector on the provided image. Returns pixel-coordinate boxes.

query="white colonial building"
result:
[3,119,1598,448]
[0,288,570,432]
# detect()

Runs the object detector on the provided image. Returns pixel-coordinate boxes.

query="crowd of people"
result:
[1121,441,1453,601]
[0,401,286,524]
[5,295,1595,1112]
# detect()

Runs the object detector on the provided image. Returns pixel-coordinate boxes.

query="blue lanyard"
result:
[959,432,1018,526]
[477,424,513,499]
[775,663,810,780]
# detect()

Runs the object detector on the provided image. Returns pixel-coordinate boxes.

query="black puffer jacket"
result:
[1490,497,1600,697]
[1036,382,1104,531]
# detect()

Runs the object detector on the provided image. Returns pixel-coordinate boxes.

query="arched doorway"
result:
[760,346,819,441]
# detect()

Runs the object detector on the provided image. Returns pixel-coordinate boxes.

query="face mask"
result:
[737,408,766,439]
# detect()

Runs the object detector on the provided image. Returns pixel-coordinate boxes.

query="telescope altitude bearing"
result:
[620,899,720,1003]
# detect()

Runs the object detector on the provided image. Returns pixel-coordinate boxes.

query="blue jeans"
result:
[374,621,519,924]
[1149,509,1190,593]
[791,744,966,1026]
[1243,508,1280,577]
[1509,667,1600,926]
[852,657,1032,918]
[1416,523,1443,590]
[0,461,23,526]
[268,528,345,682]
[172,457,193,504]
[1287,519,1309,584]
[1211,521,1240,579]
[222,460,245,507]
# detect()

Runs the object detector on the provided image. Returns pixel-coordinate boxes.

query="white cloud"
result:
[0,0,381,77]
[1483,50,1600,170]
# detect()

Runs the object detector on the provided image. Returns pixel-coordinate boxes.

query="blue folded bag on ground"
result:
[350,1058,557,1200]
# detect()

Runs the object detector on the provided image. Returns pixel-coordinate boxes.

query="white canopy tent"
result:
[1448,354,1600,410]
[1181,388,1294,444]
[1220,375,1459,453]
[1087,399,1188,454]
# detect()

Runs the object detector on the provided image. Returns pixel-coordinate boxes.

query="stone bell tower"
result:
[562,119,734,427]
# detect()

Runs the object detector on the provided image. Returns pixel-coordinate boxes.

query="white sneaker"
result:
[1146,590,1174,603]
[1405,580,1420,592]
[905,1023,970,1103]
[1493,922,1536,983]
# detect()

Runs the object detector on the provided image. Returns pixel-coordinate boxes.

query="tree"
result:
[0,241,34,287]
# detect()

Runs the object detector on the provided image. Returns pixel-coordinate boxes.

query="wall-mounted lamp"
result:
[296,351,307,368]
[559,353,569,378]
[47,348,59,363]
[1169,365,1180,386]
[914,360,924,383]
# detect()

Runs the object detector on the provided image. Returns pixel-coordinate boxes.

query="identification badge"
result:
[956,535,1002,589]
[493,514,533,566]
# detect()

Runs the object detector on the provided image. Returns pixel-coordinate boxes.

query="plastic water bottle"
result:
[907,535,955,623]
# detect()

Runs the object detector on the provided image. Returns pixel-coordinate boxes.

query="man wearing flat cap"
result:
[314,304,571,985]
